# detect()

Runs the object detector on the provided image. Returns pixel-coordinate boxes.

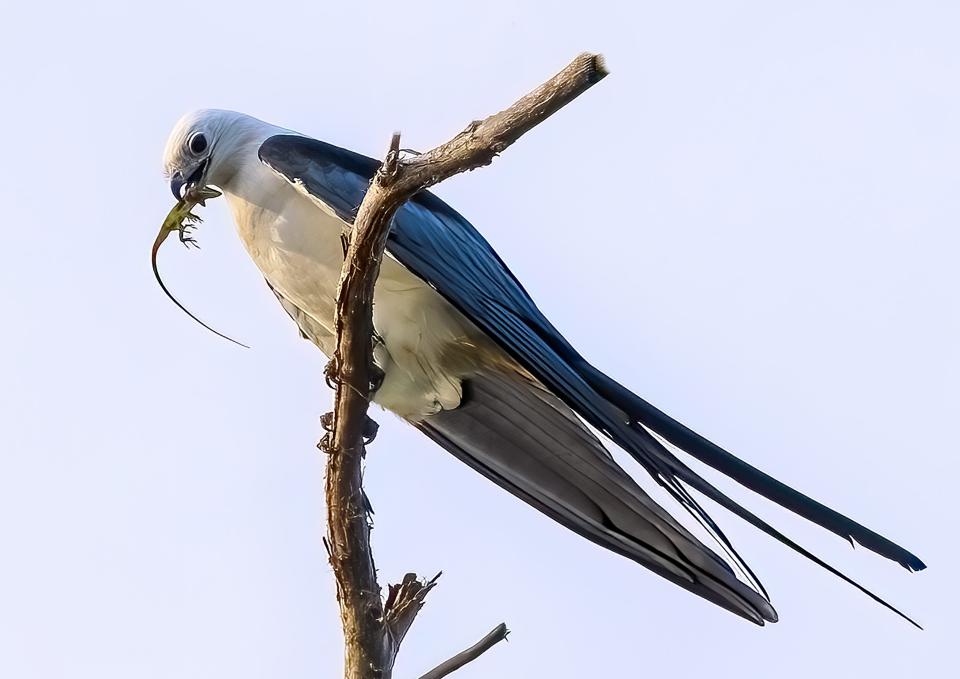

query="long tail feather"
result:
[622,420,923,628]
[578,362,926,572]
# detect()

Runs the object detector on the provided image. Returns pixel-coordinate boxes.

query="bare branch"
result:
[323,52,607,678]
[418,623,511,679]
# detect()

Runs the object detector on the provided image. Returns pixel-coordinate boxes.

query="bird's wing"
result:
[264,277,333,347]
[258,135,923,624]
[420,369,778,624]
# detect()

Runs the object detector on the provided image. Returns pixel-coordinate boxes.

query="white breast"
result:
[223,163,480,419]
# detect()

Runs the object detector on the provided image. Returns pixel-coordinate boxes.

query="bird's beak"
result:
[169,158,209,200]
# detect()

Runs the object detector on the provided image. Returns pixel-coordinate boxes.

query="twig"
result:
[323,52,608,679]
[418,623,511,679]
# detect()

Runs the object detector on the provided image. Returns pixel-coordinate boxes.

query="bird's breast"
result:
[225,180,493,419]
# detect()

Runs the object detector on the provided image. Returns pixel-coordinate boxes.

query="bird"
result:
[161,109,924,626]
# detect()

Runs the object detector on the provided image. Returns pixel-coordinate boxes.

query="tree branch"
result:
[417,623,510,679]
[322,52,608,679]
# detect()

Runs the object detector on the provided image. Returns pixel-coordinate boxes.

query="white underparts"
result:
[224,158,487,420]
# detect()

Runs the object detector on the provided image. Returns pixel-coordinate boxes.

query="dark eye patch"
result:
[189,133,208,154]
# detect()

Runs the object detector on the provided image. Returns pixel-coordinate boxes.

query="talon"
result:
[316,433,332,452]
[320,411,335,431]
[362,415,379,444]
[324,357,340,389]
[368,364,385,393]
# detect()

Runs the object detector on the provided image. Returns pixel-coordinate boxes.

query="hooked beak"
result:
[170,158,209,200]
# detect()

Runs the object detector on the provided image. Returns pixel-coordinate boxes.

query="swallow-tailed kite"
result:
[161,109,924,626]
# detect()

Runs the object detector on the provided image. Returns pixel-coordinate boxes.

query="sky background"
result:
[1,1,957,677]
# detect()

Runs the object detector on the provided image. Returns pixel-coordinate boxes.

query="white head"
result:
[162,109,276,199]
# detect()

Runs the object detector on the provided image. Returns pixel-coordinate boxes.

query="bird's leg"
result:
[319,356,380,447]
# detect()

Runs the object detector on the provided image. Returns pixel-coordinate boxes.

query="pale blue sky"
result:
[0,1,956,677]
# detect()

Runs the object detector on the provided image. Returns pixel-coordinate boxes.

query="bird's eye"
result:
[188,133,208,155]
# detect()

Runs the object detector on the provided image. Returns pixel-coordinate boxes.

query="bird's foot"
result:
[316,411,336,452]
[315,412,379,449]
[324,357,340,390]
[325,353,383,396]
[368,363,385,395]
[316,433,331,453]
[361,415,379,445]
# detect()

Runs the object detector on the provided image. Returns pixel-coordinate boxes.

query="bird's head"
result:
[162,109,262,200]
[163,109,220,200]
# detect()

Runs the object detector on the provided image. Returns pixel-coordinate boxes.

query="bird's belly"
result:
[230,192,482,419]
